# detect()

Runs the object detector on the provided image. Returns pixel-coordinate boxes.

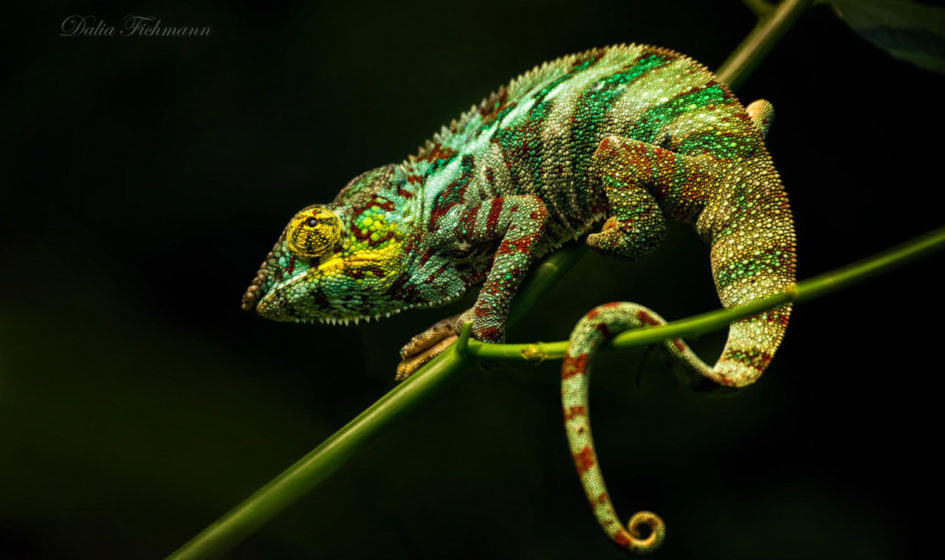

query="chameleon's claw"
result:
[399,316,459,359]
[396,313,470,380]
[396,335,458,380]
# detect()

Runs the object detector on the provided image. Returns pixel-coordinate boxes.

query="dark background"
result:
[3,1,943,558]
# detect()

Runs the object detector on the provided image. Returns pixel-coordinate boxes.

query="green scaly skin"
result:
[243,44,796,554]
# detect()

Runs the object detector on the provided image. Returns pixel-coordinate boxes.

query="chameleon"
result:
[242,44,796,553]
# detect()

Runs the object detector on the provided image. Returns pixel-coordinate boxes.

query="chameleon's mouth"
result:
[251,267,319,321]
[254,290,290,321]
[249,269,306,321]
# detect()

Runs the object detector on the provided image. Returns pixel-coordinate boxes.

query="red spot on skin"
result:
[635,310,660,326]
[562,353,588,379]
[587,308,600,320]
[596,492,609,504]
[418,248,435,267]
[374,198,395,211]
[396,185,414,198]
[573,446,595,474]
[735,112,754,125]
[424,264,451,285]
[496,240,515,256]
[564,405,587,420]
[346,266,387,280]
[597,136,613,153]
[486,198,504,231]
[602,302,621,309]
[614,531,633,548]
[672,339,686,352]
[418,143,458,166]
[476,326,502,342]
[595,323,611,337]
[285,255,296,276]
[496,232,539,256]
[722,348,773,370]
[366,231,395,247]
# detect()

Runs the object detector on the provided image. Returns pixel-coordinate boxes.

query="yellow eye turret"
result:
[286,206,343,258]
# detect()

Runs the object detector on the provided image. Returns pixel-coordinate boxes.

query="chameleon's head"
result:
[242,166,415,323]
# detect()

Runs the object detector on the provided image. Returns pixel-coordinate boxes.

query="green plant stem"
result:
[469,226,945,361]
[167,347,467,560]
[718,0,814,89]
[168,5,813,559]
[742,0,775,18]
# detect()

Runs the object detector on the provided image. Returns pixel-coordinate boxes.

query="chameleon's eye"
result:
[286,206,343,259]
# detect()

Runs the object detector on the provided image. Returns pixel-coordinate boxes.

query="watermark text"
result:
[60,15,212,38]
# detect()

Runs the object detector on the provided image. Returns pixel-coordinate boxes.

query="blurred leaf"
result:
[825,0,945,73]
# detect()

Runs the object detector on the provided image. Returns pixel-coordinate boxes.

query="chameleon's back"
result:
[425,44,763,240]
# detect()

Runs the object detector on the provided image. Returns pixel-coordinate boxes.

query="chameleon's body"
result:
[243,44,796,553]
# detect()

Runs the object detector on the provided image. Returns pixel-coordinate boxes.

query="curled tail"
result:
[562,302,668,554]
[562,162,795,551]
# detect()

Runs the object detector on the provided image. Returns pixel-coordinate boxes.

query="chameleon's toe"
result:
[396,335,458,380]
[396,314,467,380]
[399,316,458,360]
[586,228,621,254]
[601,216,619,232]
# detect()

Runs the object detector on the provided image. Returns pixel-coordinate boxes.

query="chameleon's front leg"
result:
[397,195,548,379]
[396,316,461,380]
[460,195,549,342]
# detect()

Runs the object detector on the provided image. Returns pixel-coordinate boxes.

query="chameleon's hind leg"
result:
[587,136,711,259]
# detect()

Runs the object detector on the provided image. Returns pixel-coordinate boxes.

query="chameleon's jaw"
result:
[251,267,315,322]
[254,289,288,321]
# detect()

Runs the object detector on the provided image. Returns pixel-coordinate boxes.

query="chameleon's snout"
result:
[241,285,260,311]
[242,257,273,312]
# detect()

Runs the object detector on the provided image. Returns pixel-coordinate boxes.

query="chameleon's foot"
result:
[396,315,462,380]
[396,308,505,380]
[396,335,457,380]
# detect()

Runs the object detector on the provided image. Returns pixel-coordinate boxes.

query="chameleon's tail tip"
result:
[622,511,666,554]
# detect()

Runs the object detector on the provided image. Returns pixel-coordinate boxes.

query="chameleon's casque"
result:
[244,44,796,554]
